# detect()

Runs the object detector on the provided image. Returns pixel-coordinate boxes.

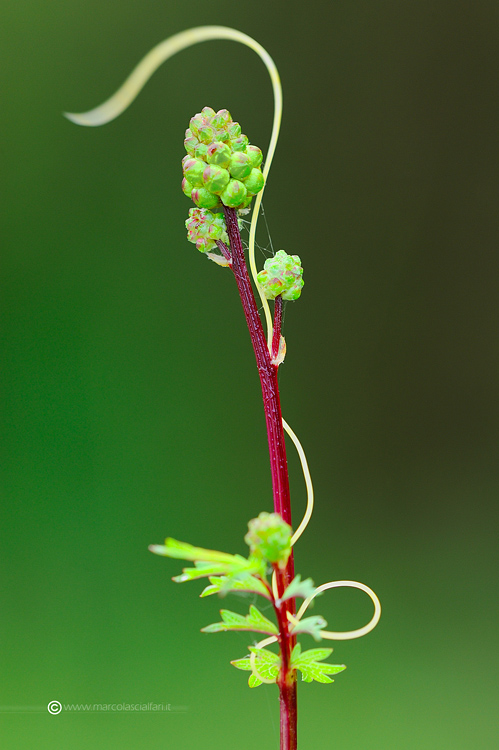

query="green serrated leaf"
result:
[201,605,278,635]
[290,642,302,662]
[172,556,262,584]
[298,667,315,683]
[251,661,279,681]
[248,647,280,664]
[249,647,280,681]
[230,657,252,671]
[199,582,221,597]
[317,664,346,676]
[200,622,227,633]
[292,646,346,684]
[291,615,327,641]
[299,666,334,684]
[247,605,279,634]
[292,648,333,667]
[151,538,240,563]
[173,562,234,583]
[221,609,248,627]
[248,674,263,688]
[280,575,317,603]
[232,647,280,686]
[200,574,270,599]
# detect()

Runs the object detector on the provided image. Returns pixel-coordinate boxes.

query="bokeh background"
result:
[2,1,498,748]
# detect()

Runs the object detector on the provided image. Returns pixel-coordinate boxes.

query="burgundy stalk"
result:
[223,205,297,750]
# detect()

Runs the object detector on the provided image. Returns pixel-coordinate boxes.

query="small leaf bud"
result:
[244,512,292,567]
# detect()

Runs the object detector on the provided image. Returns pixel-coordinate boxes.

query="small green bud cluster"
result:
[185,208,228,252]
[182,107,265,210]
[245,512,292,568]
[257,250,304,301]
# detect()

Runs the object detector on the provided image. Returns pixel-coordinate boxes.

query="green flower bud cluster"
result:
[182,106,265,211]
[185,208,228,252]
[244,512,292,568]
[257,250,304,301]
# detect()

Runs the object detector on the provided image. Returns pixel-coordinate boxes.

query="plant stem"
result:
[272,295,283,362]
[222,207,291,523]
[273,565,297,750]
[223,205,297,750]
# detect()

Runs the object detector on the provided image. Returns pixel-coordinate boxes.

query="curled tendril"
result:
[288,580,381,640]
[65,25,380,638]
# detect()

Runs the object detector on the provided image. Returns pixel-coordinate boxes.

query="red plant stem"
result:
[222,207,291,524]
[223,205,297,750]
[272,295,283,362]
[273,566,298,750]
[215,239,231,263]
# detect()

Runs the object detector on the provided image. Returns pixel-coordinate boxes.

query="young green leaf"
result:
[248,646,280,665]
[149,538,240,563]
[150,539,262,584]
[200,574,270,599]
[279,575,316,603]
[291,645,346,684]
[248,647,280,682]
[230,657,253,671]
[297,662,346,684]
[231,647,280,687]
[290,615,327,641]
[201,604,278,635]
[248,674,263,688]
[292,647,333,665]
[172,561,240,583]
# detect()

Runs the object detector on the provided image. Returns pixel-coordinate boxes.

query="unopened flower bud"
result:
[244,168,265,196]
[246,145,263,168]
[221,179,247,208]
[182,158,205,188]
[191,187,221,209]
[229,152,252,180]
[185,208,228,252]
[257,250,304,301]
[230,135,249,152]
[182,108,265,211]
[182,177,193,198]
[207,142,231,169]
[184,135,198,156]
[211,108,232,130]
[203,164,230,194]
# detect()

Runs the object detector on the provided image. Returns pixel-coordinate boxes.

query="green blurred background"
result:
[2,1,498,747]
